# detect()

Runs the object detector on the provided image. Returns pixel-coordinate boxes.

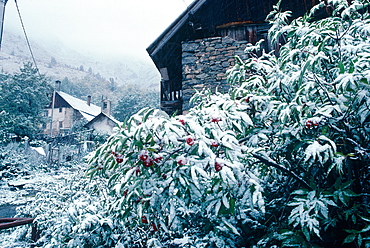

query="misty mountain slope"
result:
[0,31,160,89]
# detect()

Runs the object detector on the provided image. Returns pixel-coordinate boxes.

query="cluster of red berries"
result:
[305,119,320,129]
[112,150,164,168]
[112,152,124,163]
[138,150,163,167]
[179,119,186,125]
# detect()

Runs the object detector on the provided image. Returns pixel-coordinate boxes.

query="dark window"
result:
[59,108,63,113]
[59,121,63,128]
[103,102,108,109]
[44,110,49,117]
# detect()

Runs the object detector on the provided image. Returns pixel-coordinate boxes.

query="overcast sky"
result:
[3,0,194,61]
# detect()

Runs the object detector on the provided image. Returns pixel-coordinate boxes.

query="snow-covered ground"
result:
[0,162,85,247]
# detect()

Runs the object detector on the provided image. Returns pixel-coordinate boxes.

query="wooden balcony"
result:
[161,79,182,115]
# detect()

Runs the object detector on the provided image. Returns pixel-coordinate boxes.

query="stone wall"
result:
[182,36,249,111]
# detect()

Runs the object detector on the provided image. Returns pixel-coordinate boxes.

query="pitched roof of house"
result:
[57,91,101,121]
[85,112,122,127]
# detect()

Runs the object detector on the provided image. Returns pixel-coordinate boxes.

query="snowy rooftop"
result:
[57,91,101,121]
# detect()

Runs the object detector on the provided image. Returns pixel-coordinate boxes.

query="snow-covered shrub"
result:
[87,0,369,246]
[18,165,128,248]
[0,141,48,180]
[86,100,264,246]
[226,0,370,246]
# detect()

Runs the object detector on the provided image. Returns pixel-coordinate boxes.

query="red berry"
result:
[245,97,250,103]
[143,158,154,167]
[135,197,142,203]
[215,162,223,171]
[178,160,186,165]
[179,119,186,125]
[177,157,187,165]
[154,155,163,163]
[162,173,167,179]
[139,151,149,161]
[211,141,219,147]
[123,189,128,196]
[115,155,124,163]
[186,137,195,146]
[305,120,313,129]
[135,167,141,175]
[141,216,148,224]
[151,222,158,232]
[211,117,222,123]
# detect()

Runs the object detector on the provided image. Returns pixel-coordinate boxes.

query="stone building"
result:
[147,0,319,115]
[182,36,252,110]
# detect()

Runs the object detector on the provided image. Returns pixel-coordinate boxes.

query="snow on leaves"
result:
[87,96,260,244]
[288,190,337,241]
[43,0,370,246]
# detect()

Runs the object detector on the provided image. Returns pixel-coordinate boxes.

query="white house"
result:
[43,90,112,136]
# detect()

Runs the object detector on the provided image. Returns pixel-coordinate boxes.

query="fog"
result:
[3,0,194,61]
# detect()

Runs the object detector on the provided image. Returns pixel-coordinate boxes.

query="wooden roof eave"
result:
[146,0,207,60]
[216,20,267,29]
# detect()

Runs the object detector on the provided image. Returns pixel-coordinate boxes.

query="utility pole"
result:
[0,0,7,50]
[49,81,61,136]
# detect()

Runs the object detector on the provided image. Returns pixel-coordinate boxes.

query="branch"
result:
[313,73,335,105]
[346,138,369,152]
[252,152,313,190]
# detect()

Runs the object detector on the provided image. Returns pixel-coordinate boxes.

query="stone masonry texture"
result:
[182,36,249,111]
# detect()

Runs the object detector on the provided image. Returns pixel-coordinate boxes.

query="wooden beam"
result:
[0,218,34,229]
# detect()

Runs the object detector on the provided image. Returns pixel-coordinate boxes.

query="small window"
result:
[59,108,63,113]
[42,123,47,129]
[44,110,49,117]
[103,102,108,109]
[59,121,63,128]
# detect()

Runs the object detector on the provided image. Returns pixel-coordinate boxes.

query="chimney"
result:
[87,95,91,106]
[55,80,61,91]
[101,98,111,115]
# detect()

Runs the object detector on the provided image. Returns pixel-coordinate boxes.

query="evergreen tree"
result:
[0,63,52,140]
